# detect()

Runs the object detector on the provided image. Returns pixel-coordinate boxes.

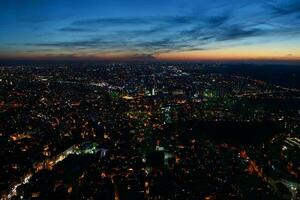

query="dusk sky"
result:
[1,0,300,61]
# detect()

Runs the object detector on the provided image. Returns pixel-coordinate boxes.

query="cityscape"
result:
[1,0,300,200]
[0,63,299,199]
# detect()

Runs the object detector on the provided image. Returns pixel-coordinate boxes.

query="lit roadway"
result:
[241,150,300,200]
[232,75,300,98]
[5,142,106,199]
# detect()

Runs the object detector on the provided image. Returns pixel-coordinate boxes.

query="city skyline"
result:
[1,0,300,62]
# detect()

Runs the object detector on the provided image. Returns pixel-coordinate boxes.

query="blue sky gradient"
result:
[0,0,300,61]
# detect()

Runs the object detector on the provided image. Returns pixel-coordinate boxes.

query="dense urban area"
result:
[0,63,300,200]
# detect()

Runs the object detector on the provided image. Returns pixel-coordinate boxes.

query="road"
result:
[5,142,106,199]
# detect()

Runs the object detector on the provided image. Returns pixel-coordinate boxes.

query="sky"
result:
[0,0,300,62]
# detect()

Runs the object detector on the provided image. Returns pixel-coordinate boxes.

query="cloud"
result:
[216,26,265,41]
[207,15,230,27]
[58,27,98,32]
[72,17,150,26]
[46,14,232,52]
[69,14,229,29]
[266,0,300,15]
[18,3,300,58]
[20,15,218,51]
[128,54,157,61]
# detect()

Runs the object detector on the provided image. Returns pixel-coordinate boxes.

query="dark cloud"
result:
[29,39,104,48]
[72,18,150,26]
[207,15,230,27]
[128,54,156,61]
[69,15,229,28]
[266,0,300,15]
[58,27,98,32]
[216,26,265,41]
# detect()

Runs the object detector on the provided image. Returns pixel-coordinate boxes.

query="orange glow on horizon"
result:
[155,47,300,62]
[1,47,300,62]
